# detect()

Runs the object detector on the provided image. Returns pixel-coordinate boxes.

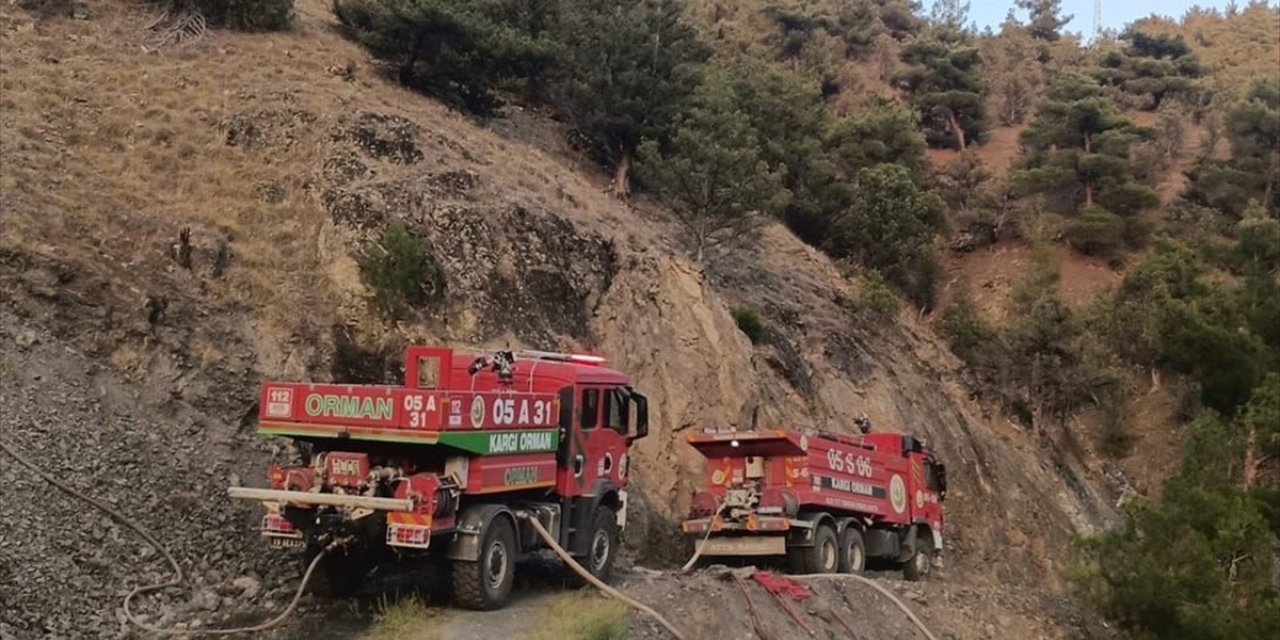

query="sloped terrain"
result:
[2,1,1125,637]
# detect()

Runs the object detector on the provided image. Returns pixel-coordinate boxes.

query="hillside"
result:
[0,1,1143,638]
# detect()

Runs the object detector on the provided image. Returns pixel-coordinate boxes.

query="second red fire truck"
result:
[681,423,947,580]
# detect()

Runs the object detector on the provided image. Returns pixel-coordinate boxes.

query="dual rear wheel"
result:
[787,523,865,575]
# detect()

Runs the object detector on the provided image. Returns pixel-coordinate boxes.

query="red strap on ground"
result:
[733,573,771,640]
[752,571,814,601]
[753,571,815,637]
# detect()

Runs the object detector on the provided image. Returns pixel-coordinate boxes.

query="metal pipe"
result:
[227,487,413,512]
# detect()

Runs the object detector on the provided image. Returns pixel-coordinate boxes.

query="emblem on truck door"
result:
[890,474,907,514]
[470,396,485,429]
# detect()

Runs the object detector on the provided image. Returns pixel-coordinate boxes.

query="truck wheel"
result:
[317,547,370,597]
[902,533,933,581]
[837,527,866,574]
[452,516,517,610]
[792,523,839,574]
[583,506,619,581]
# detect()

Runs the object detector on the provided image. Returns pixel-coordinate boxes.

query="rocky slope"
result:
[1,1,1124,637]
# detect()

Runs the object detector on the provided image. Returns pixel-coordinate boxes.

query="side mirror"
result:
[936,462,948,501]
[629,390,649,442]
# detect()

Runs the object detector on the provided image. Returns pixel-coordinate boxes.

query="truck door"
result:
[557,385,628,498]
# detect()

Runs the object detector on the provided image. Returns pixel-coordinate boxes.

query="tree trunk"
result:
[400,29,430,87]
[947,112,966,151]
[694,216,707,263]
[1264,172,1275,213]
[1243,422,1258,490]
[1083,133,1094,208]
[612,152,632,198]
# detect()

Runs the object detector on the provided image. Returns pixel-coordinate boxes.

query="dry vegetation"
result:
[369,595,445,640]
[528,591,629,640]
[0,2,342,326]
[0,0,664,335]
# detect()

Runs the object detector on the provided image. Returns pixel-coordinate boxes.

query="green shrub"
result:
[18,0,74,18]
[940,295,999,368]
[1073,480,1279,640]
[730,307,766,345]
[181,0,294,31]
[830,164,944,309]
[1065,207,1126,256]
[1097,394,1134,458]
[334,0,556,113]
[359,225,444,318]
[858,269,901,319]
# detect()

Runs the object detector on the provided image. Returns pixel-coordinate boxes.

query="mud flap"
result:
[446,504,515,562]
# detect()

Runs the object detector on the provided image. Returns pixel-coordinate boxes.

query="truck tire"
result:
[902,532,933,581]
[837,527,866,574]
[790,523,839,574]
[452,515,517,610]
[583,506,619,581]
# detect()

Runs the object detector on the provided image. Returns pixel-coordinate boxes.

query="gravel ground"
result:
[0,317,348,639]
[622,564,1122,640]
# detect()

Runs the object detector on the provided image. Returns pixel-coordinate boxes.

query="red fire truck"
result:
[228,346,648,609]
[681,425,947,580]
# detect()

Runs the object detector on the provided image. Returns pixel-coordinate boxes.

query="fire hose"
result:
[5,433,933,640]
[515,511,688,640]
[0,438,333,636]
[679,500,725,574]
[792,573,940,640]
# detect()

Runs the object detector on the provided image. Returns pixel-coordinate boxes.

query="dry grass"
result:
[0,0,662,334]
[370,595,445,640]
[528,590,629,640]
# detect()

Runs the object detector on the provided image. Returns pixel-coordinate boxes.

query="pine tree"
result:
[714,59,839,244]
[929,0,969,29]
[1225,79,1280,212]
[1095,29,1202,111]
[1015,0,1072,42]
[1014,73,1158,220]
[552,0,709,196]
[829,164,943,307]
[897,25,987,150]
[877,0,926,40]
[982,16,1045,126]
[762,0,835,70]
[635,74,790,262]
[827,99,927,180]
[1186,79,1280,216]
[334,0,556,114]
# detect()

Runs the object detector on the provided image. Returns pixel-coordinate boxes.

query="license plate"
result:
[699,536,786,557]
[269,537,305,549]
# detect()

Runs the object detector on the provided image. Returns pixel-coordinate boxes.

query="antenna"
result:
[1093,0,1102,39]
